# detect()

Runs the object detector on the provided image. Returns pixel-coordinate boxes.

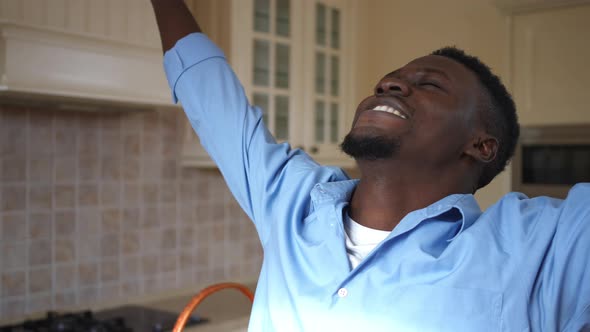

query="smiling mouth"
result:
[369,105,408,120]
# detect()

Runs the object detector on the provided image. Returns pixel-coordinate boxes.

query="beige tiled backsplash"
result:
[0,105,262,320]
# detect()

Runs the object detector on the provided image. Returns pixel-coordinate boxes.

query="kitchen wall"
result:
[0,104,263,319]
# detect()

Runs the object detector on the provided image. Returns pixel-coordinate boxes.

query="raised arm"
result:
[151,0,201,53]
[152,0,327,247]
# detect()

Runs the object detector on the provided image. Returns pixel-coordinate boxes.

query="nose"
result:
[374,76,411,97]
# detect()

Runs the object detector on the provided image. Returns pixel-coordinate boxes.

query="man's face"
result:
[342,55,484,167]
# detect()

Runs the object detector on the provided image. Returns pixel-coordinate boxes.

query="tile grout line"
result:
[24,107,32,314]
[74,111,81,307]
[50,110,57,311]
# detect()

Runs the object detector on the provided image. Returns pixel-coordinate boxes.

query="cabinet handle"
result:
[310,146,319,154]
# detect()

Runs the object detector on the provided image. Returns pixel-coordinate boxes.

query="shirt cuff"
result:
[163,32,226,103]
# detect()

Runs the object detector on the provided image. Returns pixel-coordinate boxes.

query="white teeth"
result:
[392,109,407,119]
[371,105,407,119]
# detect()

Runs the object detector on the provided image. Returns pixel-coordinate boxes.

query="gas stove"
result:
[0,306,207,332]
[0,311,130,332]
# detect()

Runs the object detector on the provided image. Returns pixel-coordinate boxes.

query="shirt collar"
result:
[311,180,482,241]
[310,179,359,204]
[424,194,482,241]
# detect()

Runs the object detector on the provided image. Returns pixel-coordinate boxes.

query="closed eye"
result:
[418,81,447,93]
[420,82,440,88]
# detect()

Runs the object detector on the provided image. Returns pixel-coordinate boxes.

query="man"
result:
[151,1,589,331]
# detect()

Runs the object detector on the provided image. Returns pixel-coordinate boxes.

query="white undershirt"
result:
[344,214,391,269]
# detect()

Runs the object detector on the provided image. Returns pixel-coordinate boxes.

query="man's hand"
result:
[151,0,202,53]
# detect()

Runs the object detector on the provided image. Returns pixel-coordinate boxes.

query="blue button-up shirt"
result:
[164,33,590,332]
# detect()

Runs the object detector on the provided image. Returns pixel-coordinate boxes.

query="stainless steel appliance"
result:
[512,124,590,198]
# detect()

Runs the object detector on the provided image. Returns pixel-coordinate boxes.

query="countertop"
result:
[184,316,249,332]
[145,287,253,331]
[0,281,256,332]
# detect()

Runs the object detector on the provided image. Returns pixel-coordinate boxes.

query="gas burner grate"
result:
[0,306,207,332]
[0,310,132,332]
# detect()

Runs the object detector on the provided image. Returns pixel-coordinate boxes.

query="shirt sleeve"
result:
[544,184,590,331]
[563,305,590,332]
[163,33,320,244]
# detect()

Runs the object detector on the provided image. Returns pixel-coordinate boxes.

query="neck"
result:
[349,159,474,231]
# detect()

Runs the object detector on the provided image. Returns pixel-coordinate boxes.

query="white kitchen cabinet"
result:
[493,0,590,126]
[0,0,175,110]
[181,0,361,168]
[511,3,590,125]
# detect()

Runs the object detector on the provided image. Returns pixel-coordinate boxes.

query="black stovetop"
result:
[0,305,207,332]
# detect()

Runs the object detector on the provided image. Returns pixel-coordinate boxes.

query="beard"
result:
[340,132,401,160]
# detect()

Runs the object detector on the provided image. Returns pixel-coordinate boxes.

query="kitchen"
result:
[1,0,589,330]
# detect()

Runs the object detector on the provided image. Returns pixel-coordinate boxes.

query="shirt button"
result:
[337,288,348,298]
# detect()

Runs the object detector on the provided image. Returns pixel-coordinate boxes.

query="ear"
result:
[464,134,498,163]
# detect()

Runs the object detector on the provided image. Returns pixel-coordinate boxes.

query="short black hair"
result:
[431,46,520,190]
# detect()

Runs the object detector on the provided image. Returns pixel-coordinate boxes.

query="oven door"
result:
[512,125,590,199]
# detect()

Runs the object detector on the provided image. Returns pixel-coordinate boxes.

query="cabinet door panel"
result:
[254,0,270,32]
[513,5,590,125]
[304,1,349,163]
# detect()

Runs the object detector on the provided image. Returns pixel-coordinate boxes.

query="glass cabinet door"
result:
[306,1,346,159]
[231,0,353,166]
[251,0,292,141]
